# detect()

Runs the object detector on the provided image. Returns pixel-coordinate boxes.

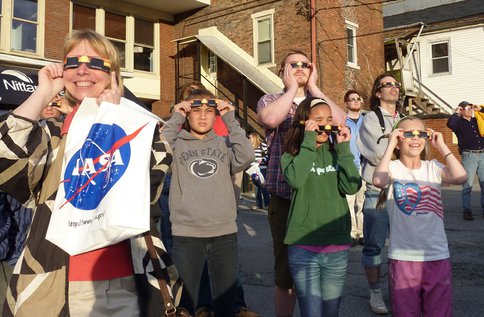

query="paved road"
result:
[236,184,484,316]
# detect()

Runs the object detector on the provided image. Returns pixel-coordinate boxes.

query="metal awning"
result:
[195,34,282,94]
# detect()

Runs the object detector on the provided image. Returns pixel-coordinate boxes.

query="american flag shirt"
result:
[387,159,450,261]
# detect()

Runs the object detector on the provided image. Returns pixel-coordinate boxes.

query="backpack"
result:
[0,193,32,265]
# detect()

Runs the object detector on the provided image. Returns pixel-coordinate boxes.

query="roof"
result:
[195,34,283,94]
[384,0,484,29]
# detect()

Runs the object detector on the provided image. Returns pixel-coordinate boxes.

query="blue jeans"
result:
[157,173,173,254]
[173,234,238,317]
[252,168,270,208]
[289,246,348,317]
[461,151,484,213]
[361,188,389,268]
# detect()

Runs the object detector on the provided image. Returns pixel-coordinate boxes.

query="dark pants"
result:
[173,234,238,317]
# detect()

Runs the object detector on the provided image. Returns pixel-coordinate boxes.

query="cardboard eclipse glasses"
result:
[64,55,112,73]
[190,99,218,107]
[300,121,341,134]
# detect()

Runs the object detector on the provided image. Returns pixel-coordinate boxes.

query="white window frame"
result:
[0,0,45,57]
[430,40,451,75]
[345,20,359,69]
[70,3,158,75]
[252,9,275,67]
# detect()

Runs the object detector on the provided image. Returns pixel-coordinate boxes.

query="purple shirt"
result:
[257,93,298,200]
[447,114,484,151]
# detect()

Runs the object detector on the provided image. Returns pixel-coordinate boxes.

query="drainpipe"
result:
[310,0,316,64]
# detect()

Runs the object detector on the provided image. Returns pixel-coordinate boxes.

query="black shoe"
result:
[351,238,358,247]
[358,237,364,246]
[463,211,474,221]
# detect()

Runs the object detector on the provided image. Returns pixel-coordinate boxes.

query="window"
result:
[431,41,450,74]
[134,18,153,72]
[0,0,42,54]
[72,4,95,30]
[208,50,217,75]
[252,9,274,65]
[70,4,157,73]
[105,11,126,68]
[345,20,358,68]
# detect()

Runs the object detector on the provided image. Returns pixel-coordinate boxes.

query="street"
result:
[237,184,484,316]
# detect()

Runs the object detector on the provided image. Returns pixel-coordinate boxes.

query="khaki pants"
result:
[68,276,139,317]
[346,181,366,239]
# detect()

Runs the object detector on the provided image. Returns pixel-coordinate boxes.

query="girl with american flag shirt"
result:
[372,116,466,317]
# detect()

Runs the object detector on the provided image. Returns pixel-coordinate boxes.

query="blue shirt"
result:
[446,114,484,151]
[346,114,364,169]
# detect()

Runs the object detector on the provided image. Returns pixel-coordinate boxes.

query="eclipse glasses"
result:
[377,129,430,144]
[64,55,112,73]
[289,61,310,69]
[300,121,341,134]
[190,99,218,107]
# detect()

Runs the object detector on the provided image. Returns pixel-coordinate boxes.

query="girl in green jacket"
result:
[281,97,361,317]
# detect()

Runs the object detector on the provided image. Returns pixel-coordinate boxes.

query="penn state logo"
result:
[62,123,132,210]
[189,158,218,178]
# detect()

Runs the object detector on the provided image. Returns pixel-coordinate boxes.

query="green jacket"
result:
[282,131,361,245]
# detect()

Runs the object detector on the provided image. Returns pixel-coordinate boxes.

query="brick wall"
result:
[44,0,70,60]
[153,22,177,118]
[316,0,385,106]
[166,0,384,112]
[421,115,461,163]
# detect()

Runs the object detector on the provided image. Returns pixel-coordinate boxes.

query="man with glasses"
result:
[447,101,484,221]
[356,74,403,315]
[257,50,345,317]
[344,90,366,246]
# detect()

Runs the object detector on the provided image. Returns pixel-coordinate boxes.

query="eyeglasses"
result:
[347,97,363,102]
[378,81,401,89]
[402,130,429,139]
[190,99,217,107]
[289,61,310,69]
[64,55,112,73]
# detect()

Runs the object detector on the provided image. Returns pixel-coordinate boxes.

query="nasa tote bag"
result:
[46,97,160,255]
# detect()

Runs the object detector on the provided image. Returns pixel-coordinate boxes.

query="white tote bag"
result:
[46,97,160,255]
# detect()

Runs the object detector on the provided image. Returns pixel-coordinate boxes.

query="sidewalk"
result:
[236,184,484,317]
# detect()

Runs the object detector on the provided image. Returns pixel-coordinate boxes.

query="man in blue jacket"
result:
[344,89,366,246]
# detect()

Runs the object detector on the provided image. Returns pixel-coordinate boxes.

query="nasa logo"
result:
[63,123,131,210]
[188,158,218,178]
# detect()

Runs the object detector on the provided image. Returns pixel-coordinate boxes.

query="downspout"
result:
[310,0,316,64]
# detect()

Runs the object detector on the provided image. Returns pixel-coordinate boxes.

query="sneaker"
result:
[463,211,474,221]
[369,289,389,314]
[235,308,259,317]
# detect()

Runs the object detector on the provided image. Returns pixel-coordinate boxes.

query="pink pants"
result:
[389,259,452,317]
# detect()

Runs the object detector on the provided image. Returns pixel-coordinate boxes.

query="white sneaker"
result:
[369,289,389,314]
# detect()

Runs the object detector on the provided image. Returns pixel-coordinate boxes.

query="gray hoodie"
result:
[356,107,400,190]
[162,111,254,238]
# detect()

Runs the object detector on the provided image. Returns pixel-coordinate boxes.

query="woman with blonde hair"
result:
[0,30,177,317]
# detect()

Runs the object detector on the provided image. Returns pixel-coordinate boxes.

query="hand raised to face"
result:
[96,72,121,105]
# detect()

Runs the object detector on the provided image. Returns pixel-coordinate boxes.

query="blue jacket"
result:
[346,114,364,170]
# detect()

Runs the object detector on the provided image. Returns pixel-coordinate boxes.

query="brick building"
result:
[0,0,384,133]
[164,0,385,131]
